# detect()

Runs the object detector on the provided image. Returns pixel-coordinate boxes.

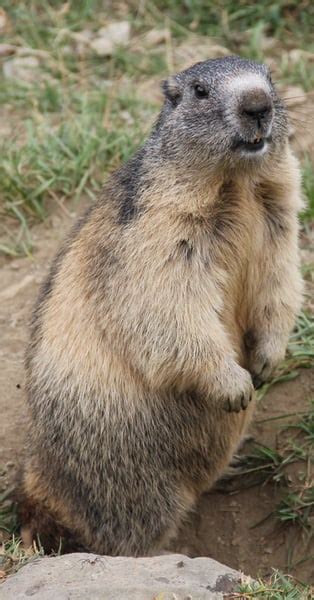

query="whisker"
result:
[276,99,307,105]
[288,114,312,121]
[280,93,314,100]
[288,115,314,123]
[289,123,309,129]
[274,104,314,121]
[289,125,310,131]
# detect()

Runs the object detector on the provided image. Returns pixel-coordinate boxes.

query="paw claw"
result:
[223,391,253,413]
[223,398,232,412]
[252,375,263,389]
[241,392,250,409]
[219,363,254,413]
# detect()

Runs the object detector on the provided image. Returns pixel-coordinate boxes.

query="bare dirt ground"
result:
[0,203,313,583]
[175,369,314,582]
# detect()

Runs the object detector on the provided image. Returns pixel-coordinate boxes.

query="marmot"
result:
[20,56,303,556]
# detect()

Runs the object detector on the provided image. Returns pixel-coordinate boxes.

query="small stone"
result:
[120,110,134,125]
[144,28,169,47]
[259,35,278,52]
[174,36,230,70]
[3,56,40,82]
[90,37,113,56]
[0,44,16,57]
[90,22,130,56]
[72,30,93,56]
[288,49,314,64]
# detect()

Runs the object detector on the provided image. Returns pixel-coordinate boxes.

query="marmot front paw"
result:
[247,335,286,389]
[215,362,254,413]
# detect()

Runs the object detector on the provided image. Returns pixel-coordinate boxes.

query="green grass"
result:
[285,403,314,444]
[280,57,314,92]
[229,442,292,488]
[284,312,314,371]
[4,1,313,45]
[276,488,314,533]
[0,535,43,577]
[0,489,20,577]
[135,0,314,47]
[255,313,314,402]
[0,84,152,253]
[235,570,312,599]
[0,490,17,536]
[0,0,313,251]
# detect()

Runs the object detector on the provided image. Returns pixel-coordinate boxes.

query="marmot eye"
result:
[194,84,208,99]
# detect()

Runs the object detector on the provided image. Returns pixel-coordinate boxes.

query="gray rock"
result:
[0,553,243,599]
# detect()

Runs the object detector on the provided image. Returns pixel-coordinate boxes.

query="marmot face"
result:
[159,56,288,170]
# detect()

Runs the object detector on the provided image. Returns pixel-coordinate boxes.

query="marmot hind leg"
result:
[17,462,197,557]
[16,462,86,554]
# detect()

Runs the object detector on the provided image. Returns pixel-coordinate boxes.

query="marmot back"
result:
[20,56,303,555]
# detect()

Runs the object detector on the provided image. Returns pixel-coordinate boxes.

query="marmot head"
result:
[157,56,288,171]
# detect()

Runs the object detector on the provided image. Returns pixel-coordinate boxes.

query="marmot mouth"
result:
[234,136,271,153]
[242,138,265,151]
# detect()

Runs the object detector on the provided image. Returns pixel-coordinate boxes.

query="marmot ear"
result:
[162,78,182,107]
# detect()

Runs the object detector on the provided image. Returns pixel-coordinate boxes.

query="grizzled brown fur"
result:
[21,57,303,555]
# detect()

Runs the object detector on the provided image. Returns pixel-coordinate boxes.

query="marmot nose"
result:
[240,91,272,125]
[242,104,271,121]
